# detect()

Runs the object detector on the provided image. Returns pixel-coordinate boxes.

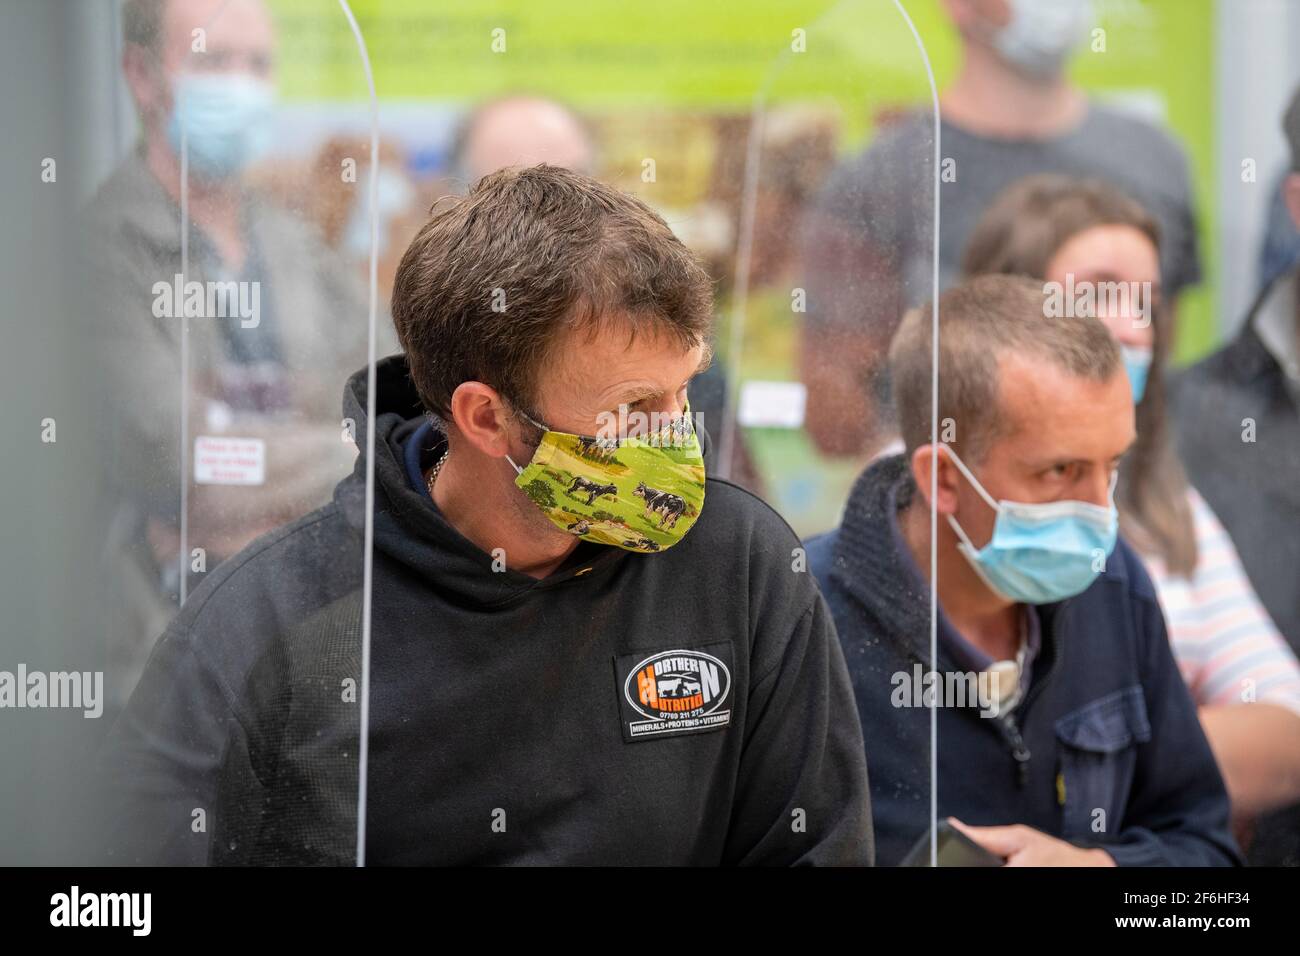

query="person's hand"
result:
[948,818,1116,867]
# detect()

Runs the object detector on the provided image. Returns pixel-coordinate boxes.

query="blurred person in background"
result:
[81,0,372,715]
[962,174,1300,844]
[1171,84,1300,865]
[447,94,597,186]
[806,275,1238,867]
[1258,167,1300,294]
[798,0,1200,463]
[305,136,419,304]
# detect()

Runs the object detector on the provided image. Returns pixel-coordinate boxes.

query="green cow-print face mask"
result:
[505,401,706,553]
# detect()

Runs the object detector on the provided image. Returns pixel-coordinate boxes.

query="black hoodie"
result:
[97,356,873,865]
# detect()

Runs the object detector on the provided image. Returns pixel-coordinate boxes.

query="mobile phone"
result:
[899,821,1005,867]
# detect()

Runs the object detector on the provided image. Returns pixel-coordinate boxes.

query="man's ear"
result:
[448,382,513,459]
[910,443,962,516]
[1284,172,1300,235]
[122,46,165,127]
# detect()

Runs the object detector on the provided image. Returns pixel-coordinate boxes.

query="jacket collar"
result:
[1246,267,1300,406]
[831,455,938,664]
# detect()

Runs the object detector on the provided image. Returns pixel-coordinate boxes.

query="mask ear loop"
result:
[504,399,549,477]
[941,444,1002,512]
[1100,467,1121,528]
[938,444,998,554]
[514,407,550,434]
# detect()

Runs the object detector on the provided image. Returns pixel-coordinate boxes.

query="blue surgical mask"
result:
[166,72,274,180]
[1120,344,1152,405]
[943,444,1118,605]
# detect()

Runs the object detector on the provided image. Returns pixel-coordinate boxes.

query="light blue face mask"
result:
[943,444,1118,605]
[1120,344,1152,405]
[166,72,274,180]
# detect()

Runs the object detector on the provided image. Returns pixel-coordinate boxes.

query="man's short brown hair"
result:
[122,0,166,55]
[889,274,1121,461]
[391,164,714,419]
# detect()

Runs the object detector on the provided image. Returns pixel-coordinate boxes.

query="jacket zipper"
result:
[994,609,1065,789]
[901,606,1065,791]
[997,711,1032,788]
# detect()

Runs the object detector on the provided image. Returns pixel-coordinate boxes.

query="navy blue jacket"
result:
[807,454,1241,867]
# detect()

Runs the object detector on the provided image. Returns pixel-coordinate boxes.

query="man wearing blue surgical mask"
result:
[807,275,1239,867]
[81,0,382,718]
[121,0,278,267]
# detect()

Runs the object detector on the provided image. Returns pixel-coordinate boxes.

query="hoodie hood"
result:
[333,355,714,608]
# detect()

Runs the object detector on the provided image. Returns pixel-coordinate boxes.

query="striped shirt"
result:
[1144,487,1300,718]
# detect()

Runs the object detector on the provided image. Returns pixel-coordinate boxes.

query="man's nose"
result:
[1081,470,1114,507]
[645,396,686,422]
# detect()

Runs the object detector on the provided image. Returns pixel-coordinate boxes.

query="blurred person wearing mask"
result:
[963,174,1300,834]
[97,165,873,866]
[309,137,419,303]
[797,0,1201,462]
[806,275,1239,867]
[1171,85,1300,865]
[81,0,373,715]
[1173,85,1300,650]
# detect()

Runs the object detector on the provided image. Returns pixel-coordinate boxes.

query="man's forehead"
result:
[994,351,1067,417]
[165,0,274,52]
[549,319,706,398]
[991,351,1131,460]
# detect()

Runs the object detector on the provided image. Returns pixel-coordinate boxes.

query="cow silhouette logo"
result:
[621,648,732,739]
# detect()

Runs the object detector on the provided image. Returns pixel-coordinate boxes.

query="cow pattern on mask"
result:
[505,401,707,553]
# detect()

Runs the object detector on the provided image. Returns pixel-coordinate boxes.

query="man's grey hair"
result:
[889,274,1121,462]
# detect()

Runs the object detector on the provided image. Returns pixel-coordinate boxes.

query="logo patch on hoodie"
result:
[614,644,732,742]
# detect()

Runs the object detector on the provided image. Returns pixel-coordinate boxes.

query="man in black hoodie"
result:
[96,164,872,865]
